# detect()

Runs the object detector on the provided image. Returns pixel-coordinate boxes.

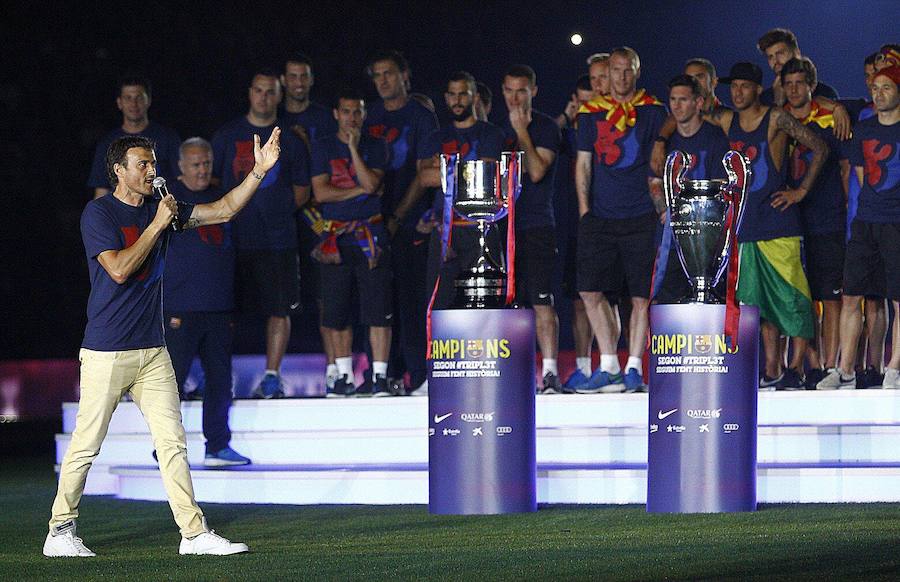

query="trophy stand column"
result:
[427,308,536,514]
[646,304,760,513]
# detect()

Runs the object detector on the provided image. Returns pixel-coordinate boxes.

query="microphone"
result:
[152,176,181,231]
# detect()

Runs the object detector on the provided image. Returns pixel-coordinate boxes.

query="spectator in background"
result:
[587,53,611,97]
[164,138,250,466]
[212,69,310,398]
[87,75,181,199]
[475,81,493,122]
[364,50,439,396]
[311,91,391,397]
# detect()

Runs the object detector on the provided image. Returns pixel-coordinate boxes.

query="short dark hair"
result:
[285,51,313,70]
[865,52,880,66]
[117,74,152,99]
[757,28,799,53]
[250,67,282,86]
[106,135,156,186]
[684,58,716,80]
[668,74,702,97]
[476,81,492,107]
[333,87,365,109]
[576,74,592,92]
[504,64,536,86]
[447,70,476,93]
[367,49,409,75]
[780,57,817,87]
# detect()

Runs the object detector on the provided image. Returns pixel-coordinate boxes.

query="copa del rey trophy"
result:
[439,152,523,308]
[663,150,750,303]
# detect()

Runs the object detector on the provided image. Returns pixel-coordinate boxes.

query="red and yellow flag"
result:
[784,98,834,129]
[578,89,661,132]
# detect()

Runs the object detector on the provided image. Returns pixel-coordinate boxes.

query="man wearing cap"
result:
[817,65,900,390]
[706,61,829,390]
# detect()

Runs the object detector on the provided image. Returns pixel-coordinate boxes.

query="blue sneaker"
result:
[326,375,356,398]
[623,368,648,393]
[575,369,625,394]
[562,369,589,394]
[252,373,285,399]
[204,447,252,467]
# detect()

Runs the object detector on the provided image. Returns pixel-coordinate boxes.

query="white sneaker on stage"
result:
[883,368,900,390]
[179,525,249,556]
[43,521,96,557]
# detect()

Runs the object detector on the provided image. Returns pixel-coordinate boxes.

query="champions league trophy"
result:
[440,152,523,308]
[663,150,750,303]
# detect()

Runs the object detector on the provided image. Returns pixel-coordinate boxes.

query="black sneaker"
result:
[804,368,826,390]
[858,367,884,389]
[539,372,562,394]
[775,368,804,391]
[327,375,356,398]
[373,375,392,397]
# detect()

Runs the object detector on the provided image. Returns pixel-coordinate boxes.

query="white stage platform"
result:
[55,391,900,505]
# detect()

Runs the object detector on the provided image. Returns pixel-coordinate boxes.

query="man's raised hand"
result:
[255,127,282,172]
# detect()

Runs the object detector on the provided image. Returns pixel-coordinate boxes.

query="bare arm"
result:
[293,184,310,208]
[97,196,175,284]
[814,97,852,140]
[187,128,283,228]
[702,106,734,134]
[769,109,830,210]
[515,129,555,183]
[575,151,592,218]
[347,145,384,195]
[650,115,678,176]
[311,174,365,203]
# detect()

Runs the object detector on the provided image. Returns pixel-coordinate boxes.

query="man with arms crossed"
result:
[45,128,281,556]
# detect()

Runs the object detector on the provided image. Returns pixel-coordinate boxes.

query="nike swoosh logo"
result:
[434,413,453,423]
[657,408,678,420]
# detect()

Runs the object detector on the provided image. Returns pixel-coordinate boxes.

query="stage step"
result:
[108,462,900,505]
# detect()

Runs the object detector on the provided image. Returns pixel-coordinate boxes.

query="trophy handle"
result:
[712,150,752,285]
[440,154,457,195]
[663,150,691,213]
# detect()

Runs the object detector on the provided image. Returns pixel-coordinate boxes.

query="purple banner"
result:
[647,304,760,513]
[428,309,536,514]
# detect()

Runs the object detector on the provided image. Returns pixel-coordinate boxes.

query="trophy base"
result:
[677,291,724,305]
[452,277,508,309]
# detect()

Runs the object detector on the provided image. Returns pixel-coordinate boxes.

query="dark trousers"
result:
[388,228,429,388]
[164,311,234,454]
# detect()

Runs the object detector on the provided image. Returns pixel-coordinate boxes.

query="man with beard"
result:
[781,57,852,387]
[364,50,438,396]
[500,65,563,393]
[416,71,505,314]
[817,65,900,390]
[756,28,838,107]
[705,62,829,390]
[574,47,667,394]
[87,75,181,199]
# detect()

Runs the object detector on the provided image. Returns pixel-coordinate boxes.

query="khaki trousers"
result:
[50,347,205,537]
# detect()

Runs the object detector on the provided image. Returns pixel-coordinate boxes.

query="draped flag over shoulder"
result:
[784,99,834,129]
[578,89,662,132]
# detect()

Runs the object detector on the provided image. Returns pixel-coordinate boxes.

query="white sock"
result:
[600,354,621,374]
[542,358,558,377]
[373,361,388,378]
[576,357,592,376]
[265,368,279,377]
[325,364,338,388]
[626,356,642,375]
[336,357,353,379]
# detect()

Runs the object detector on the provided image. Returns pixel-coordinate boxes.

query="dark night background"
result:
[2,0,897,360]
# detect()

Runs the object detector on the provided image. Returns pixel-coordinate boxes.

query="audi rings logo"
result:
[723,423,740,433]
[496,426,513,435]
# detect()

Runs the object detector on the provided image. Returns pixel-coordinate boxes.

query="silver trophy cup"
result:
[440,151,523,308]
[663,150,750,304]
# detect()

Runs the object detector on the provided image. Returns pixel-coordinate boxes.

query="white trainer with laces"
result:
[43,521,96,557]
[179,523,249,556]
[883,368,900,390]
[816,368,856,390]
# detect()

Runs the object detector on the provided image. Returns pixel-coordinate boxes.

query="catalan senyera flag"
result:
[578,89,662,132]
[784,99,834,130]
[737,237,814,339]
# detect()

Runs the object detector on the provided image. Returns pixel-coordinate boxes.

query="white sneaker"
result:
[409,380,428,396]
[179,527,248,556]
[883,368,900,390]
[43,521,96,557]
[816,368,855,390]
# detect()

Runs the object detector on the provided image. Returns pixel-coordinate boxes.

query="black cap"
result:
[720,62,763,85]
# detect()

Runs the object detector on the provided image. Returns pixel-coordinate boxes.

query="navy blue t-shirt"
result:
[87,121,181,191]
[667,121,731,181]
[311,134,388,229]
[760,80,838,107]
[81,194,193,351]
[280,102,337,146]
[788,106,850,235]
[418,121,505,162]
[363,99,439,228]
[850,117,900,223]
[576,101,667,219]
[163,181,235,312]
[502,110,561,229]
[211,117,309,250]
[728,108,799,242]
